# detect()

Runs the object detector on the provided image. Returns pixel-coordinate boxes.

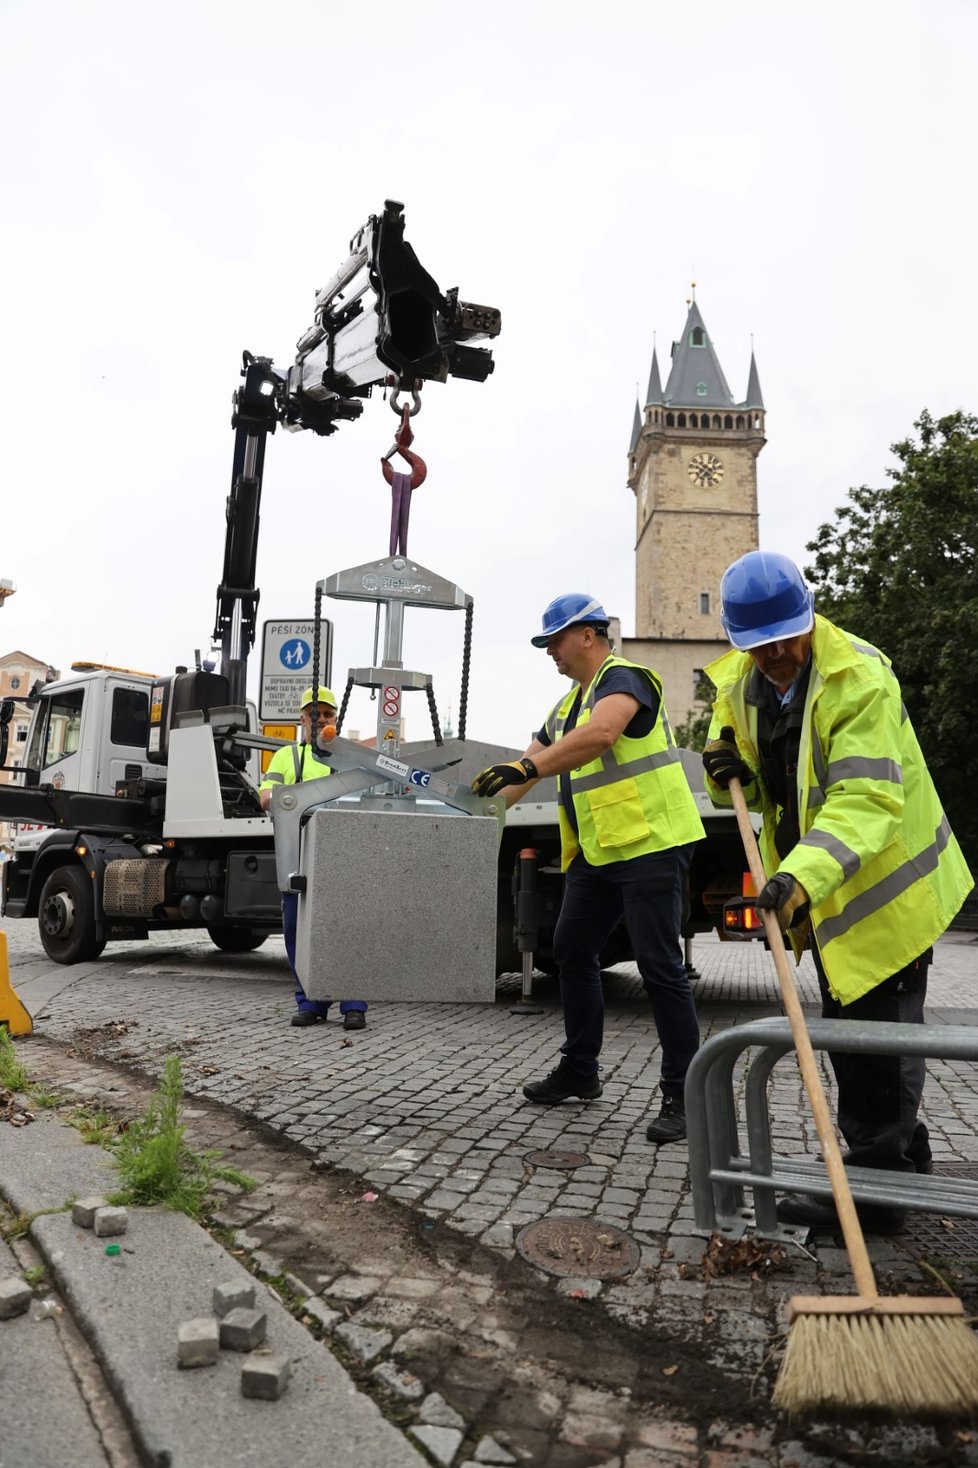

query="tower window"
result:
[690,327,705,347]
[724,414,733,429]
[736,414,745,429]
[699,592,711,615]
[696,382,707,397]
[677,412,687,428]
[712,414,721,429]
[665,411,675,427]
[689,413,698,428]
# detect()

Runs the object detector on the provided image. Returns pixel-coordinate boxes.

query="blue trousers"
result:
[553,848,699,1094]
[281,892,367,1017]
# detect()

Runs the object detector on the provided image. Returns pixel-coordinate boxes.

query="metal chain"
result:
[458,600,473,741]
[336,676,354,736]
[312,586,323,710]
[425,682,443,746]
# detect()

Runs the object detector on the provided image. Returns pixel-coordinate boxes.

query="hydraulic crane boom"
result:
[213,199,501,704]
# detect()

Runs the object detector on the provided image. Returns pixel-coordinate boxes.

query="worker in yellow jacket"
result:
[472,593,705,1145]
[260,687,368,1032]
[704,551,973,1232]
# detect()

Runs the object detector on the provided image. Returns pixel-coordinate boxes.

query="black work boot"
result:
[291,1010,326,1027]
[776,1193,906,1235]
[645,1092,686,1144]
[522,1063,602,1104]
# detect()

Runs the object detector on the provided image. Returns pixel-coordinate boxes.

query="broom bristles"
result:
[774,1310,978,1415]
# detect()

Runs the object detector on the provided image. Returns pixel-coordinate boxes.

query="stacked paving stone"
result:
[177,1280,290,1398]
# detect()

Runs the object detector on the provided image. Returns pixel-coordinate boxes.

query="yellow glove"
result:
[471,757,538,797]
[755,872,810,931]
[702,726,753,789]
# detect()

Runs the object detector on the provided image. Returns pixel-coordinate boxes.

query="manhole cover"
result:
[524,1149,589,1170]
[900,1166,978,1262]
[515,1216,640,1279]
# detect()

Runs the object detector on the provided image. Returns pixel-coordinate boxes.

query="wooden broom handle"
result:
[728,776,879,1298]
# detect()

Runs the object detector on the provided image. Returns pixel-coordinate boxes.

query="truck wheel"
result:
[206,925,267,954]
[38,865,106,964]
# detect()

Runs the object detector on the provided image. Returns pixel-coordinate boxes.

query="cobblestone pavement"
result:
[5,921,978,1465]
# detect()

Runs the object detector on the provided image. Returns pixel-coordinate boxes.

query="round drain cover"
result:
[516,1216,640,1279]
[524,1149,589,1170]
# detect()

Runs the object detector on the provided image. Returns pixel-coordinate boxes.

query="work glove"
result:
[702,726,753,789]
[471,757,539,797]
[755,871,811,931]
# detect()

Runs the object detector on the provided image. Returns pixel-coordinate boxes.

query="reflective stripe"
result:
[825,756,902,787]
[572,747,681,793]
[811,730,827,794]
[818,816,953,945]
[796,827,861,880]
[808,787,826,809]
[661,707,676,748]
[852,641,894,675]
[262,771,285,785]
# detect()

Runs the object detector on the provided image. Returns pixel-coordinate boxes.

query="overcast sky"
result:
[1,0,974,749]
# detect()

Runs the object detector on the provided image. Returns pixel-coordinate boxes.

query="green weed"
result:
[29,1088,62,1109]
[112,1056,254,1220]
[0,1202,66,1242]
[22,1264,45,1288]
[68,1106,119,1146]
[0,1028,28,1091]
[1,1208,32,1241]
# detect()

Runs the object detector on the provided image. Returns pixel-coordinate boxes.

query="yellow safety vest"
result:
[258,742,332,792]
[705,615,973,1002]
[544,654,705,870]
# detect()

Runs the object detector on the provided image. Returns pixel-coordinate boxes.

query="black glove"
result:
[702,726,753,789]
[471,757,539,797]
[755,871,811,931]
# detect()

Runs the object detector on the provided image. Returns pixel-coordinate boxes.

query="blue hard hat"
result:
[720,552,814,650]
[531,593,610,648]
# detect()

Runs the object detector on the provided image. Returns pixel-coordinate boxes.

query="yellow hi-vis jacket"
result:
[258,742,332,793]
[543,654,705,871]
[705,615,973,1003]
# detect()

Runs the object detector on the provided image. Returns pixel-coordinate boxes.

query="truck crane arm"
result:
[214,198,501,704]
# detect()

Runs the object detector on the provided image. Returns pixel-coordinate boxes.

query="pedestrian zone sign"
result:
[260,618,333,721]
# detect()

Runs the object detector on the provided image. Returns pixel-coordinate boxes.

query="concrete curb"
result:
[0,1113,424,1468]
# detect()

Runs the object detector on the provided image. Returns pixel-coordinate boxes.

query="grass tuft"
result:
[68,1106,120,1146]
[112,1056,254,1219]
[0,1029,28,1091]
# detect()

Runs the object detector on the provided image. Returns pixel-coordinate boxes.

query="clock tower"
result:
[622,297,764,726]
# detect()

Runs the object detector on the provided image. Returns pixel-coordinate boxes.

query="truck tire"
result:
[38,864,106,965]
[207,925,267,954]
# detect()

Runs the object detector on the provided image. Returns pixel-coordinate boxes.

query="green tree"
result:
[805,408,978,871]
[674,673,716,752]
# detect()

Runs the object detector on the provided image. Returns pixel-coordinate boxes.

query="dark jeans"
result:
[813,942,932,1173]
[281,892,367,1017]
[553,848,700,1095]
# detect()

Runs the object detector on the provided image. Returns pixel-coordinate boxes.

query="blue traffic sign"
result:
[279,638,311,669]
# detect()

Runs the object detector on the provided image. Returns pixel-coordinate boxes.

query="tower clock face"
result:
[688,452,724,488]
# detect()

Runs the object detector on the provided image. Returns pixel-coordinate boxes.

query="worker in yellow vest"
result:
[260,687,368,1031]
[704,551,973,1232]
[472,594,705,1144]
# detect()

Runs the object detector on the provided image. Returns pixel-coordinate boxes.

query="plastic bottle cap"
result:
[104,1243,121,1256]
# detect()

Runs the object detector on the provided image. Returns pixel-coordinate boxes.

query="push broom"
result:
[728,774,978,1415]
